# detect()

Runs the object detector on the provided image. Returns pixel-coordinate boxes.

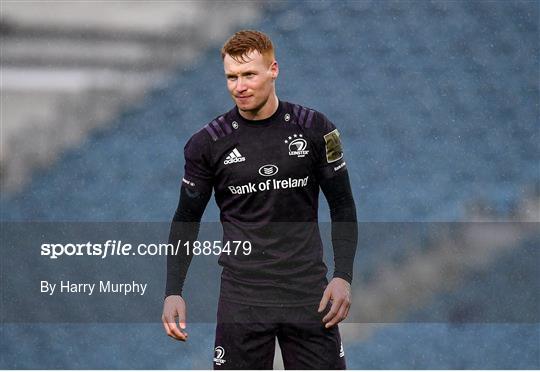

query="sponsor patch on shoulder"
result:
[323,129,344,163]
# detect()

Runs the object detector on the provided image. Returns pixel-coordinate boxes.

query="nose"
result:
[235,77,247,93]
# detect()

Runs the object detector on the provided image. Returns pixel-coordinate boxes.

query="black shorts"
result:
[213,298,346,370]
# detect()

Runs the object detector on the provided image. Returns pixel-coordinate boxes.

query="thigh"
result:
[277,304,346,370]
[214,299,277,370]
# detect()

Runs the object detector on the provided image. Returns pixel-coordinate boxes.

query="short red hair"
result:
[221,30,275,65]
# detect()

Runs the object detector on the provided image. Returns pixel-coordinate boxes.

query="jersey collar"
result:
[233,100,284,127]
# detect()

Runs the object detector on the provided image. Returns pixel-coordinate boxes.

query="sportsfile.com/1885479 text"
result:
[40,240,252,259]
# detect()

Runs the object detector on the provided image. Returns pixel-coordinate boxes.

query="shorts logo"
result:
[323,129,343,163]
[224,148,246,165]
[339,342,345,358]
[258,164,279,177]
[284,134,309,158]
[214,346,226,365]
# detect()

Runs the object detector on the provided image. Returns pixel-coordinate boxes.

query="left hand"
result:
[318,277,351,328]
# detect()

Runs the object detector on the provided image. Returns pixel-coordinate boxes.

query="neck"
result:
[238,94,279,121]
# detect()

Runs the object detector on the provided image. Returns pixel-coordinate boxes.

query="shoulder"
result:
[284,101,345,164]
[199,110,237,142]
[184,127,211,155]
[284,101,337,134]
[185,108,237,150]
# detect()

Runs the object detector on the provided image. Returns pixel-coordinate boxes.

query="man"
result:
[162,30,357,369]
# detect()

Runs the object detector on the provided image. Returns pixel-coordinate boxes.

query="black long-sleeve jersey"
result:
[166,100,357,306]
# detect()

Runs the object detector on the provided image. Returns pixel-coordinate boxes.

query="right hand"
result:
[162,295,188,341]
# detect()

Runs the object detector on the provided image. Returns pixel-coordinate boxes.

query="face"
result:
[223,49,278,113]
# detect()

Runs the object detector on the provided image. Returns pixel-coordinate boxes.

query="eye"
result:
[227,76,237,81]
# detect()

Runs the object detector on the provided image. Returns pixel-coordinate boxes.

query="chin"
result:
[237,102,256,111]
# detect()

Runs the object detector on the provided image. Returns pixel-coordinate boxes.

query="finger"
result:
[167,321,188,341]
[178,306,187,330]
[322,297,342,323]
[323,304,340,326]
[162,315,171,334]
[164,314,187,341]
[175,308,189,339]
[343,303,350,320]
[318,289,331,312]
[336,303,348,323]
[325,301,347,328]
[167,322,187,341]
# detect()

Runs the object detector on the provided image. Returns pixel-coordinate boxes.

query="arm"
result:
[162,130,214,341]
[309,112,358,327]
[162,183,211,342]
[318,171,358,328]
[321,171,358,284]
[165,184,212,297]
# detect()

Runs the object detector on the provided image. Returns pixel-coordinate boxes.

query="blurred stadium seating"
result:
[1,0,260,193]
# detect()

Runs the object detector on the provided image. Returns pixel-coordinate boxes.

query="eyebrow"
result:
[225,71,257,78]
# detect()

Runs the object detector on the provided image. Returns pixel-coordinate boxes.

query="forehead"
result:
[223,50,268,74]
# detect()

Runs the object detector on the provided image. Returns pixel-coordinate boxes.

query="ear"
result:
[270,60,279,80]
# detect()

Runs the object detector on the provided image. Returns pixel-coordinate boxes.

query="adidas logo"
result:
[224,148,246,165]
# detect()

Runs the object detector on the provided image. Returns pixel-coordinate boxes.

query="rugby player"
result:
[162,30,358,369]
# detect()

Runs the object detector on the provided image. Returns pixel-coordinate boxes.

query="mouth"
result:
[236,95,251,100]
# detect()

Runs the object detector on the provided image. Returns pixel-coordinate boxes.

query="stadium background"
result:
[1,0,538,369]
